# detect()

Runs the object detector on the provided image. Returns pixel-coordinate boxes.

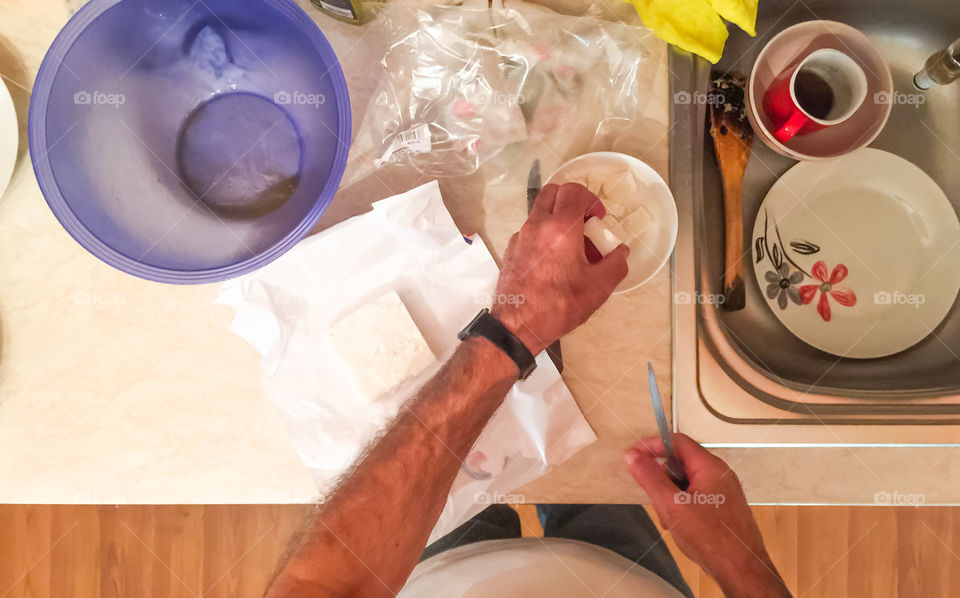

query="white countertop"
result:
[0,0,320,504]
[4,0,958,507]
[0,0,677,505]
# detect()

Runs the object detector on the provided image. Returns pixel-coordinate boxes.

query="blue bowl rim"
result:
[28,0,352,285]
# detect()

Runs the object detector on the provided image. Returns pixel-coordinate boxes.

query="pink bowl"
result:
[746,20,893,161]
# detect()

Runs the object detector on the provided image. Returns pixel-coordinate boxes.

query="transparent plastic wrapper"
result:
[217,182,596,542]
[344,0,662,183]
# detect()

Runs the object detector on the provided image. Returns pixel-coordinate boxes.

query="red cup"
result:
[762,48,868,143]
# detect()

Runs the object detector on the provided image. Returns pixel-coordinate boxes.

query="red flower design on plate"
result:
[798,261,856,322]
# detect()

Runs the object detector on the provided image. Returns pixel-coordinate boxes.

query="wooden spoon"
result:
[709,72,753,311]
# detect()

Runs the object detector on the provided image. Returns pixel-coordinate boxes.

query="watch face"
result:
[457,309,489,340]
[457,309,536,380]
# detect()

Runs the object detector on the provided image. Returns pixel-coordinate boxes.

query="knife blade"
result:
[526,160,563,372]
[647,362,689,490]
[527,159,541,213]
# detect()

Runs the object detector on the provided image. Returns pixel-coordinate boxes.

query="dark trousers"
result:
[422,504,694,598]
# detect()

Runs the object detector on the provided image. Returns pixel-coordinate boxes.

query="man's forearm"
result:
[712,549,792,598]
[267,336,519,598]
[267,183,629,597]
[712,559,792,598]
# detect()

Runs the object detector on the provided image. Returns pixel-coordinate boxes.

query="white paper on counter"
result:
[217,181,596,542]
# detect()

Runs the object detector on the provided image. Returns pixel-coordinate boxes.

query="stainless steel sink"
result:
[670,0,960,443]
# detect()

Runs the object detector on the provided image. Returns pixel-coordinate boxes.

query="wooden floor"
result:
[645,506,960,598]
[1,504,958,597]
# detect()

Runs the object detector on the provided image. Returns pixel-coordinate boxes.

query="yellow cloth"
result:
[710,0,758,36]
[625,0,758,64]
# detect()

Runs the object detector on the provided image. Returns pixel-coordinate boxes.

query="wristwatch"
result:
[458,309,537,380]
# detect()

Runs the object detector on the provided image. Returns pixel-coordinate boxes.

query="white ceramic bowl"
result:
[546,152,678,294]
[0,78,17,199]
[747,20,893,161]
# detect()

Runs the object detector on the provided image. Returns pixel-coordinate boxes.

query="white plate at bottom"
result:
[752,149,960,359]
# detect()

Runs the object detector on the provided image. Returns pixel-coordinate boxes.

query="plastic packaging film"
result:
[217,182,597,542]
[343,0,662,184]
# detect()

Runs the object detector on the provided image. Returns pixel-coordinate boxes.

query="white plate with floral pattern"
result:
[752,149,960,359]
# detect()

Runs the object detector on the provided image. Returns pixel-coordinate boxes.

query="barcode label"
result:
[395,125,430,150]
[375,124,432,167]
[319,0,355,19]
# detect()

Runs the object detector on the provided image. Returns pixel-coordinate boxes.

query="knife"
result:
[647,362,689,490]
[527,160,563,372]
[526,159,542,213]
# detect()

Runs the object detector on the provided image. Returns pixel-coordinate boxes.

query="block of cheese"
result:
[620,205,654,241]
[584,215,628,257]
[328,290,436,402]
[563,162,640,219]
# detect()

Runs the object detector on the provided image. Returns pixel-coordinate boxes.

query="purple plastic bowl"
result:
[29,0,351,284]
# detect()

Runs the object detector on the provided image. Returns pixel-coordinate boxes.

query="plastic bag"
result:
[346,0,662,181]
[217,182,597,542]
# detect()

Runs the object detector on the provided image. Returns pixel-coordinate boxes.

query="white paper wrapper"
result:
[217,181,596,541]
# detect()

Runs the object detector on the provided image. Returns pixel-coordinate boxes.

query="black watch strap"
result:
[458,309,537,380]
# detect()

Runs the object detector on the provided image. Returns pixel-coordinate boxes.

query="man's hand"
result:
[265,183,630,598]
[492,183,629,354]
[626,434,792,598]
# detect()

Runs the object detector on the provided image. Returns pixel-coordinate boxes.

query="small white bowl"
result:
[0,78,17,199]
[546,151,678,294]
[746,20,893,161]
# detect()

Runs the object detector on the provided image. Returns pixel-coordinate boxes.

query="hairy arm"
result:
[266,337,518,597]
[626,434,793,598]
[266,183,628,598]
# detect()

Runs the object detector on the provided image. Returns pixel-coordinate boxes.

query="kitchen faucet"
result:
[914,38,960,89]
